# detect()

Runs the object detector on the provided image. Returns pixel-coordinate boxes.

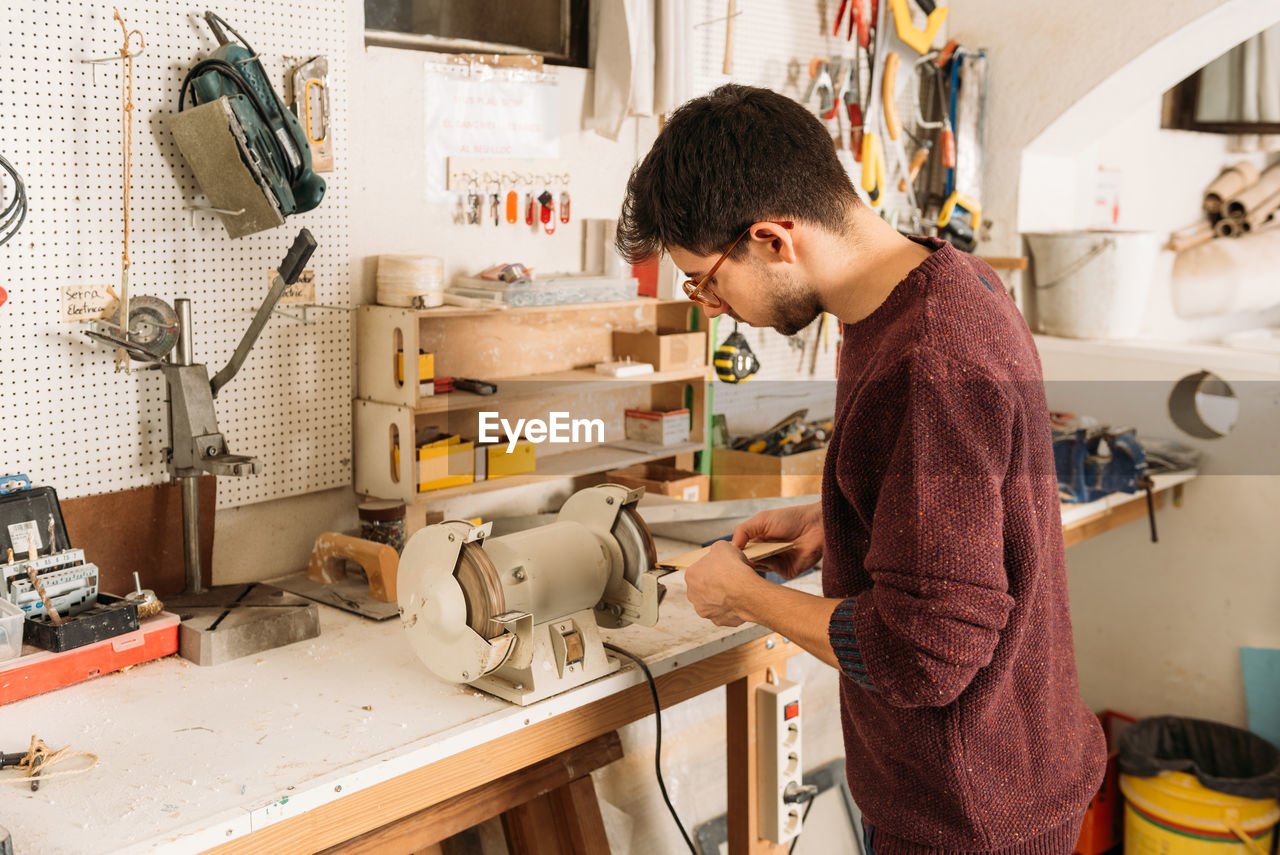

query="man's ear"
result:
[748,221,797,264]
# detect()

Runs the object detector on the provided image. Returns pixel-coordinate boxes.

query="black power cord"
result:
[788,794,818,854]
[0,154,28,247]
[603,642,697,854]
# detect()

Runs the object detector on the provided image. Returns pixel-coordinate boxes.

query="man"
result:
[616,84,1105,855]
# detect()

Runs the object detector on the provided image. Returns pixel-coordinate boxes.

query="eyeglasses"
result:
[681,221,794,309]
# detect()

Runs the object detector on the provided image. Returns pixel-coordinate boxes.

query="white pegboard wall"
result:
[0,1,352,509]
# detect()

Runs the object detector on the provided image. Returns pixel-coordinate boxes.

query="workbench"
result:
[0,471,1195,855]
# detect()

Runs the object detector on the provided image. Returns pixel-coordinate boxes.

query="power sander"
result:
[171,11,324,237]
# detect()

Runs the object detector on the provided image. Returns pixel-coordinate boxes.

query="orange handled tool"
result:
[883,52,902,141]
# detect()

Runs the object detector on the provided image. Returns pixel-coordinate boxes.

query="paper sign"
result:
[423,68,560,202]
[61,284,118,322]
[271,269,315,304]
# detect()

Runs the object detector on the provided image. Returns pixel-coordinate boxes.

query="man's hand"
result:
[732,502,824,579]
[685,540,767,627]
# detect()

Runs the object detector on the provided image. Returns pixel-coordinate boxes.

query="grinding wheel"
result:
[454,543,506,639]
[612,506,657,587]
[126,295,181,360]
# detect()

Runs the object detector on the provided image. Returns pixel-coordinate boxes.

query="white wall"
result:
[951,0,1280,730]
[948,0,1280,257]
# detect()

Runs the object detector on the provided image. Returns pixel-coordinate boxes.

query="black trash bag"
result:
[1119,715,1280,800]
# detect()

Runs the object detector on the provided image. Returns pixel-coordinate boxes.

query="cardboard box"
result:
[418,435,474,492]
[474,441,537,481]
[606,464,709,502]
[625,408,691,446]
[711,447,826,501]
[612,329,706,371]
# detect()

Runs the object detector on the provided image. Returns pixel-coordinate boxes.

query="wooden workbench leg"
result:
[503,792,564,855]
[548,775,611,854]
[503,774,611,855]
[727,667,787,854]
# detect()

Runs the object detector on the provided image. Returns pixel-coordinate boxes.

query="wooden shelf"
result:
[404,441,706,504]
[417,367,708,414]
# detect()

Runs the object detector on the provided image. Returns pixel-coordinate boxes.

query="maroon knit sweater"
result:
[823,237,1106,854]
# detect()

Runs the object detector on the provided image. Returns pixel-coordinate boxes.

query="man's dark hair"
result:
[616,84,859,264]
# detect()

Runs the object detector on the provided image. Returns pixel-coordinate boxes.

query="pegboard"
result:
[0,1,352,509]
[687,1,951,435]
[690,0,945,220]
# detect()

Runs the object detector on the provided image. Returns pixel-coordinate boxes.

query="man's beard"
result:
[761,265,823,336]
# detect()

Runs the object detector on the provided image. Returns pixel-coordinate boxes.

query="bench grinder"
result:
[398,484,668,705]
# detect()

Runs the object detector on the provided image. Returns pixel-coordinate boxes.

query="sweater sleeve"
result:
[829,597,876,689]
[846,346,1018,708]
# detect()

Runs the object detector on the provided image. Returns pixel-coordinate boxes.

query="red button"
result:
[784,701,799,720]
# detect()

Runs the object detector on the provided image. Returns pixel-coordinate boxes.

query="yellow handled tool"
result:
[881,52,920,224]
[938,191,981,230]
[861,131,885,206]
[889,0,948,55]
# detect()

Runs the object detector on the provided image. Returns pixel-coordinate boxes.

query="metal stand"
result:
[162,231,321,665]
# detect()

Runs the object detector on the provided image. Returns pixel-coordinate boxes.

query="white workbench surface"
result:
[1,472,1195,854]
[1,534,820,855]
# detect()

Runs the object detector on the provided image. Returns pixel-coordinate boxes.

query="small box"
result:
[711,446,827,501]
[418,436,474,492]
[0,599,23,662]
[23,593,140,653]
[397,351,435,397]
[605,464,709,502]
[613,329,706,372]
[625,408,691,446]
[486,441,537,480]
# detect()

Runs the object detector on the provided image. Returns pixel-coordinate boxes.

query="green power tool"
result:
[179,11,324,219]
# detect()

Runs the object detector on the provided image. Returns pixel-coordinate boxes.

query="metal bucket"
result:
[1025,231,1161,339]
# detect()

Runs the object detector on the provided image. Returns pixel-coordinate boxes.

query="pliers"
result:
[832,0,869,47]
[803,58,835,118]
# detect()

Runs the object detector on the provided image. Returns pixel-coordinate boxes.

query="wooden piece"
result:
[206,633,801,855]
[727,666,786,854]
[547,775,612,855]
[1063,489,1165,548]
[658,541,794,571]
[503,792,564,855]
[306,532,399,602]
[723,0,737,75]
[321,732,623,855]
[60,477,215,597]
[975,255,1028,271]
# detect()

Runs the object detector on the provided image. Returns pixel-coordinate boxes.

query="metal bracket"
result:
[269,303,354,325]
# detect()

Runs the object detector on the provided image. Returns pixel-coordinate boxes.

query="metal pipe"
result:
[181,475,203,594]
[174,298,194,366]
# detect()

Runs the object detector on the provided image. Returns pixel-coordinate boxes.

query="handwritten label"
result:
[271,269,315,304]
[61,284,118,322]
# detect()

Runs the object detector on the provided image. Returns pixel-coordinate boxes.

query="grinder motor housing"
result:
[397,484,667,705]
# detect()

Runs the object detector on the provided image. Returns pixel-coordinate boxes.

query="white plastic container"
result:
[0,598,24,661]
[1025,231,1160,340]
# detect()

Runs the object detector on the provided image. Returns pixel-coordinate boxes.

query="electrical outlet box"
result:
[757,676,804,845]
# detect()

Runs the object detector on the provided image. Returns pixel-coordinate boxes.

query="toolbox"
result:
[0,611,179,705]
